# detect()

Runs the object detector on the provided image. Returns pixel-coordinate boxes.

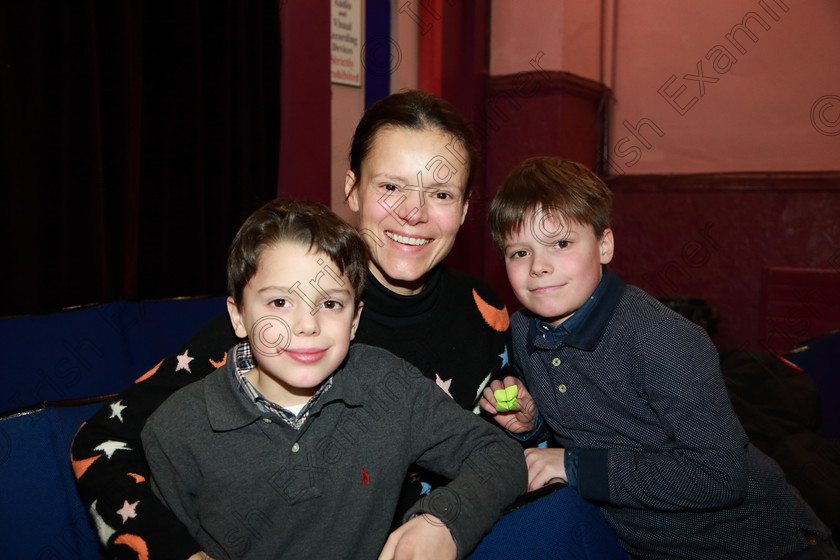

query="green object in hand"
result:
[494,385,520,412]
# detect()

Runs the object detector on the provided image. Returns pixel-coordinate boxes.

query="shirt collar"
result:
[206,342,338,431]
[205,344,380,431]
[527,268,626,353]
[231,342,333,430]
[533,272,606,345]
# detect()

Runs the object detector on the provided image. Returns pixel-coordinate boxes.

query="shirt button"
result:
[291,442,300,453]
[552,358,561,366]
[262,418,272,423]
[558,384,567,393]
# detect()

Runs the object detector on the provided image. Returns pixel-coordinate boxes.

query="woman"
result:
[344,91,510,410]
[72,91,512,559]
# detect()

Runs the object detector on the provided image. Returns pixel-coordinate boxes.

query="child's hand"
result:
[378,513,456,560]
[523,448,567,491]
[479,376,537,434]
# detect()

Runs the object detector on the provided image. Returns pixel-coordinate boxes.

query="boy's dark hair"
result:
[347,89,478,199]
[489,157,613,249]
[227,199,370,307]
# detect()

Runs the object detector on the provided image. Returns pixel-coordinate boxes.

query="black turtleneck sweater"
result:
[356,266,511,410]
[71,266,513,559]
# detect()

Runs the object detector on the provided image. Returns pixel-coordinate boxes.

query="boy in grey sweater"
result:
[142,199,526,560]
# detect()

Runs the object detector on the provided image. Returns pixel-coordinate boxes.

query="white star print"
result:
[109,400,127,423]
[94,440,131,459]
[116,500,139,523]
[435,374,453,398]
[90,500,116,543]
[472,373,492,414]
[176,350,194,372]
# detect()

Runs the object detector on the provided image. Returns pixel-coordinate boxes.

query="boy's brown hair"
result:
[489,157,613,249]
[227,199,370,307]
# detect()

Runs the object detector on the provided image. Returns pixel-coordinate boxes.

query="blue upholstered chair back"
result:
[0,297,226,559]
[1,402,106,559]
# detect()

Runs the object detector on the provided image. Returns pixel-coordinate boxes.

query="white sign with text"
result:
[331,0,361,87]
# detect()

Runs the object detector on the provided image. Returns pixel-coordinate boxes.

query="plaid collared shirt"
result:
[231,342,333,430]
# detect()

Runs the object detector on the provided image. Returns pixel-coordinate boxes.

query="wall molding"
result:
[487,69,610,100]
[486,70,611,176]
[607,171,840,192]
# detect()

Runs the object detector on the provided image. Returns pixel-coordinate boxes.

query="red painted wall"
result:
[609,0,840,174]
[277,1,331,205]
[479,1,840,351]
[608,174,840,351]
[429,1,493,282]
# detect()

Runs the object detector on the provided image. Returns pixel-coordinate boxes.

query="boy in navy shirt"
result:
[480,158,835,559]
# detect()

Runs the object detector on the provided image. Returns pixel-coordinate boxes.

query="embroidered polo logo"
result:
[362,466,370,486]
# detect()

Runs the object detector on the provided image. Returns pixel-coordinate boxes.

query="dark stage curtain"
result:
[1,1,281,316]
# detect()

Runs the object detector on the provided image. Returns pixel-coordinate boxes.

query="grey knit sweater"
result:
[142,343,527,560]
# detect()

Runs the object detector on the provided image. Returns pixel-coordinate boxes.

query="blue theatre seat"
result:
[1,297,227,413]
[1,401,106,559]
[0,297,226,559]
[784,330,840,439]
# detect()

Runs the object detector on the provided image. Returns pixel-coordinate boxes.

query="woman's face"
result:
[345,126,470,295]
